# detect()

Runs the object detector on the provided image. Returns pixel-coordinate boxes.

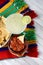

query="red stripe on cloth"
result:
[0,0,6,5]
[29,21,34,26]
[25,46,39,57]
[24,10,38,19]
[0,50,18,60]
[0,46,39,59]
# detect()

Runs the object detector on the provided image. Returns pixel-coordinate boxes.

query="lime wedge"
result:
[22,16,31,25]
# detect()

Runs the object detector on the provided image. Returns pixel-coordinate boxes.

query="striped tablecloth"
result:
[0,0,43,65]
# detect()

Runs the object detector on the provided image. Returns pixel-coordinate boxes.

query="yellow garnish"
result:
[22,16,31,25]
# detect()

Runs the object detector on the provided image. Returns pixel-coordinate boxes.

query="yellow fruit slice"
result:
[22,16,31,25]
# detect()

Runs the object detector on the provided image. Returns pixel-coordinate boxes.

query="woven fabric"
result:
[0,0,38,60]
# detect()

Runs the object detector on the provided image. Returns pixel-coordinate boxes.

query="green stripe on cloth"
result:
[25,29,36,41]
[21,29,36,41]
[1,0,27,17]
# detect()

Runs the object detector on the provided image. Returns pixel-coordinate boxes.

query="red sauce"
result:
[9,37,25,52]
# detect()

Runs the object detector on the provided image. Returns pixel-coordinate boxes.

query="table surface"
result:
[0,0,43,65]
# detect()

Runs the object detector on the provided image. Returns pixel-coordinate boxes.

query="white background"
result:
[0,0,43,65]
